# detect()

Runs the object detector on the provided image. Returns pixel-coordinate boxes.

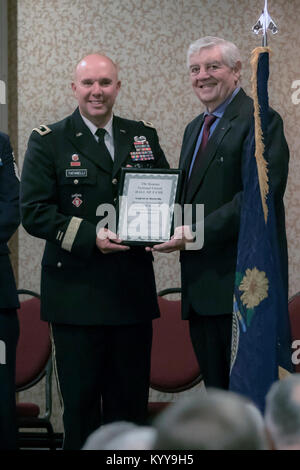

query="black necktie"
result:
[186,114,217,200]
[95,128,113,171]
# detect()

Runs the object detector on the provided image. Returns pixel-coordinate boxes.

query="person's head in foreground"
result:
[265,373,300,450]
[153,388,268,450]
[82,421,156,450]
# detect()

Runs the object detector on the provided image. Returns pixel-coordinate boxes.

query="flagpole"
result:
[263,0,268,46]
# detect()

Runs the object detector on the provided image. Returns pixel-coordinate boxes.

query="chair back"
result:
[15,289,51,390]
[150,288,201,393]
[289,292,300,373]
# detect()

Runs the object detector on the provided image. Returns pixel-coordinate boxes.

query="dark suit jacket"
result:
[0,132,20,310]
[20,109,169,325]
[179,88,289,318]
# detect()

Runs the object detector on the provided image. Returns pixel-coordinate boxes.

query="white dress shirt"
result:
[80,113,115,161]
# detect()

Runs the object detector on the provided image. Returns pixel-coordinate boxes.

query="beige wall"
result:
[14,0,300,433]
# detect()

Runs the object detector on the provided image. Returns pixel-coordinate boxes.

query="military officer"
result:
[20,54,169,450]
[0,132,20,449]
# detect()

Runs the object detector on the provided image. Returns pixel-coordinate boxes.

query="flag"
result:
[229,47,293,412]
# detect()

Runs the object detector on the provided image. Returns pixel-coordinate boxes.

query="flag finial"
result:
[252,0,278,46]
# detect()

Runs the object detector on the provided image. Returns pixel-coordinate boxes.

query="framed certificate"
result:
[117,168,183,245]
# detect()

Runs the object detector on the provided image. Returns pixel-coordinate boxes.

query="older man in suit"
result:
[151,37,289,390]
[0,133,20,449]
[21,53,169,449]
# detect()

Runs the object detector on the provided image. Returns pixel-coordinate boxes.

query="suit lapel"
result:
[180,115,204,173]
[65,108,113,174]
[185,119,231,202]
[179,115,204,202]
[183,89,247,202]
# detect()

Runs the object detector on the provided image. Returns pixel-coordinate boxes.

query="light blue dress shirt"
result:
[188,87,240,178]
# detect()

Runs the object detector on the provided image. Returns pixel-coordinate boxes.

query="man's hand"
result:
[146,225,195,253]
[96,228,130,254]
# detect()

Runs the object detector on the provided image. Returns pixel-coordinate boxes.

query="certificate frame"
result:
[117,168,183,246]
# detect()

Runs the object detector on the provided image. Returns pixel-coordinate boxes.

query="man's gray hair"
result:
[187,36,242,69]
[265,374,300,449]
[153,388,268,450]
[82,421,156,450]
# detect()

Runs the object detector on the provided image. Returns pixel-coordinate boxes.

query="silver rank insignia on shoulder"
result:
[140,120,154,129]
[33,124,52,136]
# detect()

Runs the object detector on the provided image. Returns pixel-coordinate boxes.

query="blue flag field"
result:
[229,47,293,412]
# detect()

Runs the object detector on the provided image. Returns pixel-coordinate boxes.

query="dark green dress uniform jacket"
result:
[179,88,289,318]
[0,132,20,310]
[20,109,169,325]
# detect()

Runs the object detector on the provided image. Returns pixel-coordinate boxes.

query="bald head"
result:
[74,54,119,82]
[72,54,121,127]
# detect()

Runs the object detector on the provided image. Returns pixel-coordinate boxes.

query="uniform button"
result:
[74,179,79,185]
[114,197,117,203]
[112,178,118,185]
[57,262,62,268]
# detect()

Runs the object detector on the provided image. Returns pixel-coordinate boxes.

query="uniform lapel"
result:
[112,116,134,177]
[65,108,113,175]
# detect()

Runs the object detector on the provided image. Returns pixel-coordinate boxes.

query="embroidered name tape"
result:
[65,169,87,178]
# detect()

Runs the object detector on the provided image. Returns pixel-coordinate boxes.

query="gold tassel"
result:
[278,366,291,380]
[250,46,270,224]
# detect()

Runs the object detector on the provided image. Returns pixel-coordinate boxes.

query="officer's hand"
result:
[96,228,130,254]
[145,226,194,253]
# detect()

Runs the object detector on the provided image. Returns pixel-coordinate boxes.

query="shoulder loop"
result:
[32,124,52,136]
[140,120,155,129]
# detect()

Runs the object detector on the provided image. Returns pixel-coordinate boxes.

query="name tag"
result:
[65,169,87,178]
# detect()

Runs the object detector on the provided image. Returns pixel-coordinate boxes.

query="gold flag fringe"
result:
[250,46,270,224]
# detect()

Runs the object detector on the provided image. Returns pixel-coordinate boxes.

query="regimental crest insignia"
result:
[70,154,81,167]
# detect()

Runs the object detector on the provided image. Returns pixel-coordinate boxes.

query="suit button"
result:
[74,179,79,185]
[114,197,117,203]
[112,178,118,185]
[57,262,62,268]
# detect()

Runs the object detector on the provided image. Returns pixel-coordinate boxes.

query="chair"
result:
[15,289,60,449]
[288,291,300,373]
[148,288,203,419]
